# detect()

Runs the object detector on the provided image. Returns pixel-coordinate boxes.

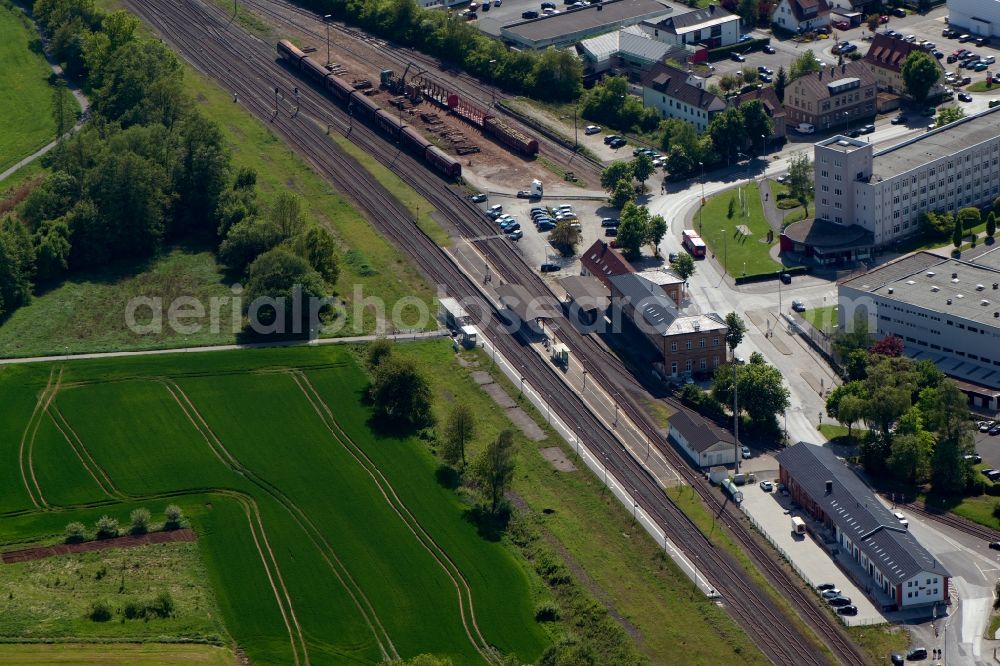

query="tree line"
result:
[1,1,339,329]
[299,0,581,102]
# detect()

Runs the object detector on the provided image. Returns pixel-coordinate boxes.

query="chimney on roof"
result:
[825,480,833,495]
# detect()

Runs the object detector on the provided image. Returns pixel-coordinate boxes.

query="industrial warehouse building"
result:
[947,0,1000,38]
[639,4,741,49]
[777,443,950,610]
[838,249,1000,411]
[501,0,672,50]
[813,106,1000,247]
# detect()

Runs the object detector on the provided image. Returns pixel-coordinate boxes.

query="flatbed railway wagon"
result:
[275,39,462,179]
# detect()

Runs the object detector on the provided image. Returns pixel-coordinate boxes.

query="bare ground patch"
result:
[2,529,196,564]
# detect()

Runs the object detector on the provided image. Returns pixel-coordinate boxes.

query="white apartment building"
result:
[640,62,725,132]
[640,4,741,49]
[839,250,1000,410]
[814,106,1000,246]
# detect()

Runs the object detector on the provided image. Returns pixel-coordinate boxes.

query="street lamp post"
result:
[720,228,728,276]
[324,15,332,67]
[698,161,705,234]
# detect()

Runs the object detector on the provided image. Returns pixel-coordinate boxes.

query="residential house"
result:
[783,61,877,131]
[640,4,741,49]
[735,86,787,140]
[640,62,726,132]
[668,410,735,467]
[863,33,943,96]
[771,0,831,33]
[777,443,950,609]
[580,239,635,289]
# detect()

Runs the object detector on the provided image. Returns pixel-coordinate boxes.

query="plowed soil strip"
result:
[2,529,196,564]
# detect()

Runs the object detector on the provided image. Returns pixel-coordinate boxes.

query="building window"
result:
[686,340,692,350]
[671,342,677,352]
[713,336,719,346]
[671,361,677,374]
[685,359,692,372]
[699,358,707,370]
[699,338,705,348]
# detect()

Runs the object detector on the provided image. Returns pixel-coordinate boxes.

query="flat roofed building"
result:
[777,442,950,609]
[838,249,1000,409]
[814,106,1000,245]
[639,4,741,49]
[576,25,689,78]
[501,0,672,50]
[947,0,1000,38]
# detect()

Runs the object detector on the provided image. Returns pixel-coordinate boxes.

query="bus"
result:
[682,230,707,258]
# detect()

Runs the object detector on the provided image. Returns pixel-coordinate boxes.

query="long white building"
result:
[839,249,1000,411]
[948,0,1000,38]
[814,106,1000,247]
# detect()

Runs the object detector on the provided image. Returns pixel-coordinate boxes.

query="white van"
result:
[796,123,815,134]
[792,516,806,535]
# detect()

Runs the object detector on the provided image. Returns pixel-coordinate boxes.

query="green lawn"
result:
[698,183,783,276]
[0,5,65,173]
[0,542,226,643]
[966,81,997,93]
[802,304,839,335]
[0,643,235,665]
[0,345,551,665]
[846,624,910,663]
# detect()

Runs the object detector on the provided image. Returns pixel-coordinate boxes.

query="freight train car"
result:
[483,116,539,156]
[275,40,461,179]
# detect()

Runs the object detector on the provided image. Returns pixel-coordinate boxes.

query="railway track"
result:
[234,0,604,185]
[129,1,867,663]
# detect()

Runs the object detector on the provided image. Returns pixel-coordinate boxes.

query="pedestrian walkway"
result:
[757,178,785,235]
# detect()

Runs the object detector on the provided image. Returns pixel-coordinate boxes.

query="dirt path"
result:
[1,528,195,564]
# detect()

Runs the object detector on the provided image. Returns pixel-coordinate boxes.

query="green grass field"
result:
[0,344,549,664]
[0,643,235,665]
[801,304,838,335]
[698,183,783,276]
[0,4,64,173]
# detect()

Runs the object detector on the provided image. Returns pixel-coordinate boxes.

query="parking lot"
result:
[974,421,1000,470]
[473,194,619,274]
[740,481,887,626]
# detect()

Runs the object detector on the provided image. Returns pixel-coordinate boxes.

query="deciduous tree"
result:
[671,251,696,285]
[369,357,434,429]
[474,429,516,515]
[901,50,940,103]
[442,403,475,467]
[787,152,814,216]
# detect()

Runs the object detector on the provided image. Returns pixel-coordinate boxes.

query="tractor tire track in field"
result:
[19,367,64,509]
[46,405,124,501]
[289,370,500,665]
[159,378,398,664]
[36,389,308,666]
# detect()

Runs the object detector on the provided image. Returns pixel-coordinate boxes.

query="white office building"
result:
[839,249,1000,410]
[948,0,1000,38]
[814,106,1000,246]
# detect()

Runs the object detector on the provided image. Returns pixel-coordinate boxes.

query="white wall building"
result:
[640,4,741,49]
[640,62,725,132]
[667,411,735,467]
[813,106,1000,246]
[948,0,1000,38]
[772,0,831,33]
[838,250,1000,409]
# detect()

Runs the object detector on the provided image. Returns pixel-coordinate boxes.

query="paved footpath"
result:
[0,330,445,366]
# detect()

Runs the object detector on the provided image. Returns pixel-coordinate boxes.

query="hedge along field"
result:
[1,344,548,664]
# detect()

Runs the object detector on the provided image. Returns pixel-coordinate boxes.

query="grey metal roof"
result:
[651,3,736,33]
[559,275,611,311]
[840,251,1000,329]
[640,62,725,112]
[872,105,1000,180]
[503,0,671,44]
[776,442,949,583]
[668,409,733,452]
[578,25,677,65]
[609,272,678,334]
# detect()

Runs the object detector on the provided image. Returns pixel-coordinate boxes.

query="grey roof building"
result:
[501,0,672,50]
[777,443,950,609]
[640,61,725,132]
[576,25,689,78]
[667,410,735,467]
[640,4,741,48]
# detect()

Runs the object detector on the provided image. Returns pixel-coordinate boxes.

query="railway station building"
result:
[776,443,950,610]
[667,410,735,467]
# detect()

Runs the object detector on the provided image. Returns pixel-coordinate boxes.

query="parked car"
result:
[600,218,618,227]
[759,73,773,83]
[982,467,998,477]
[959,92,973,102]
[975,61,989,71]
[892,6,906,16]
[907,648,928,660]
[837,605,858,616]
[879,14,889,23]
[668,252,679,262]
[763,44,776,54]
[989,541,1000,550]
[470,193,487,203]
[730,52,746,62]
[584,124,601,135]
[976,36,989,46]
[860,123,876,134]
[816,582,837,591]
[757,65,773,75]
[760,480,773,492]
[603,134,622,145]
[891,655,905,666]
[965,453,983,464]
[604,227,618,237]
[828,596,852,607]
[796,122,815,134]
[833,19,849,29]
[741,446,751,459]
[536,221,555,231]
[990,424,1000,435]
[959,33,973,42]
[780,272,792,284]
[821,588,842,599]
[507,229,523,240]
[933,50,944,59]
[846,128,862,138]
[609,137,627,148]
[891,114,907,125]
[791,299,806,312]
[540,263,561,273]
[979,420,995,432]
[892,511,908,527]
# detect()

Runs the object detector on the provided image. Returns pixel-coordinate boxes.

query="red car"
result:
[833,20,849,30]
[879,14,889,23]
